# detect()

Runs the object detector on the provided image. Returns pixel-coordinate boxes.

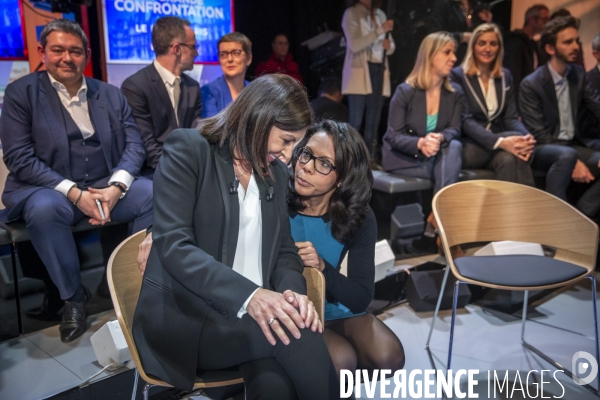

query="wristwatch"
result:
[111,182,127,199]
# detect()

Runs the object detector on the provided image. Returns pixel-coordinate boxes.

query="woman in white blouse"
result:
[450,23,537,185]
[341,0,395,164]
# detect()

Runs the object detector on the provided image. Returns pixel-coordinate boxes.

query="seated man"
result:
[520,16,600,219]
[578,32,600,150]
[121,16,202,179]
[201,32,252,118]
[310,77,349,123]
[255,34,303,83]
[0,19,153,342]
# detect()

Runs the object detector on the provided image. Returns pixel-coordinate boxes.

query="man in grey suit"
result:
[520,17,600,218]
[121,16,202,178]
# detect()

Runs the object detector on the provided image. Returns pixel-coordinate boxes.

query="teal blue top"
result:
[289,213,361,321]
[426,112,438,134]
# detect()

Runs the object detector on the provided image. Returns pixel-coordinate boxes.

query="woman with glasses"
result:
[450,23,536,185]
[201,32,252,118]
[288,120,405,378]
[134,74,341,399]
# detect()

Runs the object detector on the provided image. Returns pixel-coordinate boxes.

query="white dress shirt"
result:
[232,173,263,317]
[49,73,133,197]
[153,60,181,124]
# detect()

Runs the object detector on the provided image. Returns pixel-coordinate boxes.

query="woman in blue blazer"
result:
[201,32,251,118]
[382,31,463,194]
[450,23,536,185]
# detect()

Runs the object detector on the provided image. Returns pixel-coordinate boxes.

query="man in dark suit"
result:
[0,19,153,342]
[578,32,600,150]
[121,16,202,178]
[520,17,600,219]
[503,4,549,109]
[310,77,349,123]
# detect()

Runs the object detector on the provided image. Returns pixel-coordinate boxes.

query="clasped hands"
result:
[417,133,444,158]
[67,185,123,225]
[499,134,536,162]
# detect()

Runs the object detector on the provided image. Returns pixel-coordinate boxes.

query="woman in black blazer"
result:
[382,31,463,195]
[450,23,536,185]
[133,74,340,399]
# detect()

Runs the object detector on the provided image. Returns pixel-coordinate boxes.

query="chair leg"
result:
[521,290,529,343]
[131,368,139,400]
[143,383,154,400]
[587,275,599,392]
[447,280,462,369]
[10,243,23,335]
[426,265,451,348]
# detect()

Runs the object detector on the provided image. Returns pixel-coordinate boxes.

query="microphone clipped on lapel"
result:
[266,186,274,202]
[229,176,239,194]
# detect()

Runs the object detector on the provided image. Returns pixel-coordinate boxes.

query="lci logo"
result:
[572,351,598,386]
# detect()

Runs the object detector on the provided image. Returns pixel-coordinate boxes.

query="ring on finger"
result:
[268,317,277,325]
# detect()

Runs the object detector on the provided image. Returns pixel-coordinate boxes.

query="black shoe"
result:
[26,291,64,321]
[60,286,91,343]
[96,271,111,299]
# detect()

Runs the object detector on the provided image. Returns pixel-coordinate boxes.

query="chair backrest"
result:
[108,231,327,387]
[433,180,598,271]
[303,267,325,325]
[107,230,169,387]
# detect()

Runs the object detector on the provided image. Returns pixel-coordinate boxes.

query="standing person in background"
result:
[342,0,395,168]
[255,34,303,83]
[579,32,600,151]
[201,32,252,118]
[503,4,549,109]
[121,16,201,179]
[428,0,473,64]
[450,23,536,185]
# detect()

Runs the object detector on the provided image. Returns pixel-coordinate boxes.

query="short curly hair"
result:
[287,120,373,244]
[540,15,579,51]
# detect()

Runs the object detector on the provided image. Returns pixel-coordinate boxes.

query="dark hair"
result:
[540,15,579,50]
[550,8,571,20]
[40,19,88,51]
[218,32,252,54]
[287,120,373,244]
[524,4,549,26]
[273,34,289,43]
[152,16,190,56]
[318,77,342,96]
[198,74,312,180]
[347,0,382,10]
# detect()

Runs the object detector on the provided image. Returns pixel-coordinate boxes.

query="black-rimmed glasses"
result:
[297,147,336,175]
[176,42,200,51]
[218,49,244,59]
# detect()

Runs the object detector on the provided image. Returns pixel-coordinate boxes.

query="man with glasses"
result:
[201,32,252,118]
[0,19,153,342]
[504,4,550,109]
[121,16,202,179]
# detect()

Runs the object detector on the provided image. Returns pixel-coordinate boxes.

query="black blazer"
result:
[520,63,600,145]
[121,64,202,173]
[450,66,529,150]
[381,82,463,171]
[588,67,600,91]
[579,67,600,143]
[132,129,305,391]
[428,0,469,62]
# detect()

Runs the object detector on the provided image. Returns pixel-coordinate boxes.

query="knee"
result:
[23,191,72,226]
[494,151,519,168]
[331,346,358,373]
[558,147,578,166]
[447,140,462,155]
[376,343,405,371]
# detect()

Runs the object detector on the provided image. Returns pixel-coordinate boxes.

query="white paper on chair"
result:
[474,241,544,257]
[339,240,396,282]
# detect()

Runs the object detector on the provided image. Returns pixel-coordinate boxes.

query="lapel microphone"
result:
[229,176,239,194]
[266,186,274,202]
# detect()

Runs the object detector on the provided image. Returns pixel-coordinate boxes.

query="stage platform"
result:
[2,254,600,399]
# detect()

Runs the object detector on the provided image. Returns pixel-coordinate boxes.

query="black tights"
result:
[324,313,405,378]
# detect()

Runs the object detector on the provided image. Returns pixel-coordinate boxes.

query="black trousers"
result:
[462,141,535,186]
[531,142,600,217]
[197,312,340,400]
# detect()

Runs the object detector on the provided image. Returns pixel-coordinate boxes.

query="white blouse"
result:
[477,74,498,118]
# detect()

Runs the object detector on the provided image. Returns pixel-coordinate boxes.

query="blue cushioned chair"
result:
[425,180,599,393]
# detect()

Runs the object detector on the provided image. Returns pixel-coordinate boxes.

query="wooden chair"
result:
[425,180,599,392]
[107,230,326,399]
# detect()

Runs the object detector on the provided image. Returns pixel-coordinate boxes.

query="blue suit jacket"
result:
[0,71,146,221]
[201,75,248,118]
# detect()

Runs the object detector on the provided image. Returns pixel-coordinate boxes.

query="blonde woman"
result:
[381,32,462,194]
[450,23,536,185]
